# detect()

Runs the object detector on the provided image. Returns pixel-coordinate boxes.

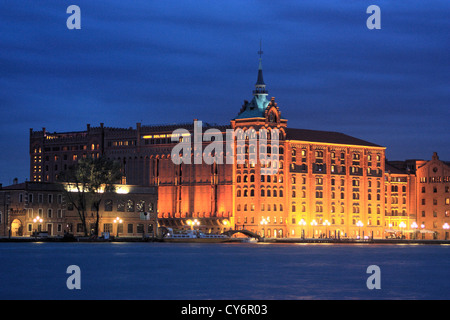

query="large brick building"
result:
[389,152,450,239]
[26,57,449,240]
[0,181,158,238]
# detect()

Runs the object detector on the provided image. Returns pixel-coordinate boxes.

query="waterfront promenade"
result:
[1,235,449,245]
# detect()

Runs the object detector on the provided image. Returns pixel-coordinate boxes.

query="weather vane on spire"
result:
[258,39,263,60]
[254,39,267,95]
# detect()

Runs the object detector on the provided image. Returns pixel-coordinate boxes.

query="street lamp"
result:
[323,220,330,239]
[260,218,268,237]
[113,217,123,237]
[298,219,306,239]
[443,222,449,240]
[399,221,406,238]
[411,222,418,240]
[310,219,317,238]
[33,215,43,234]
[356,220,363,239]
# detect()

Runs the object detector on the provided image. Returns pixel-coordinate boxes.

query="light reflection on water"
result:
[0,242,448,300]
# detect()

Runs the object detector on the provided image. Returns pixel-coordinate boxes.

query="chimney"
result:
[432,152,439,161]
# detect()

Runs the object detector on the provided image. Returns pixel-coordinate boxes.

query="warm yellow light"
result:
[116,186,129,194]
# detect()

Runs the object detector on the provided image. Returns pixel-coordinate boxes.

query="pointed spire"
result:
[253,40,268,96]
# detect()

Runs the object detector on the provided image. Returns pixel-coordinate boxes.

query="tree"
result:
[59,157,122,237]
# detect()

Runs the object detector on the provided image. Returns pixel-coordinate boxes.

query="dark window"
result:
[104,199,113,211]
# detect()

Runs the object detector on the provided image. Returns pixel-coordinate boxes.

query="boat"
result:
[163,228,231,243]
[241,237,259,243]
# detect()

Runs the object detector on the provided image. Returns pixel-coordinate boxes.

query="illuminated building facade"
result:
[0,181,157,238]
[390,152,450,239]
[27,58,449,240]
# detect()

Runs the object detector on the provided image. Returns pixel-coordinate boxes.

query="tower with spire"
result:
[253,41,268,96]
[233,42,286,130]
[233,42,271,120]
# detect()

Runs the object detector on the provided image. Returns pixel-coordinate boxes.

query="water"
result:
[0,242,449,300]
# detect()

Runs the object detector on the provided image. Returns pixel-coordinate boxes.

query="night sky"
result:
[0,1,449,185]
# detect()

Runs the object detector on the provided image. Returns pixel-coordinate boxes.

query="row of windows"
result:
[389,197,407,204]
[418,221,450,228]
[236,145,285,154]
[291,217,382,226]
[236,216,284,224]
[236,175,383,188]
[421,210,450,218]
[236,189,384,200]
[291,149,381,161]
[43,144,96,152]
[109,140,136,147]
[26,208,64,218]
[291,205,380,214]
[236,189,285,197]
[30,222,154,235]
[19,193,63,204]
[292,190,382,201]
[421,198,450,205]
[390,185,407,192]
[69,223,153,234]
[237,204,284,212]
[422,186,450,193]
[237,174,284,183]
[420,177,450,183]
[290,177,382,187]
[27,223,64,233]
[103,199,155,213]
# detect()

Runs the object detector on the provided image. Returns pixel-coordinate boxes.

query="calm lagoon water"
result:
[0,242,448,300]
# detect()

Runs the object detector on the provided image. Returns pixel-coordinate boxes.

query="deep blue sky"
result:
[0,1,449,185]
